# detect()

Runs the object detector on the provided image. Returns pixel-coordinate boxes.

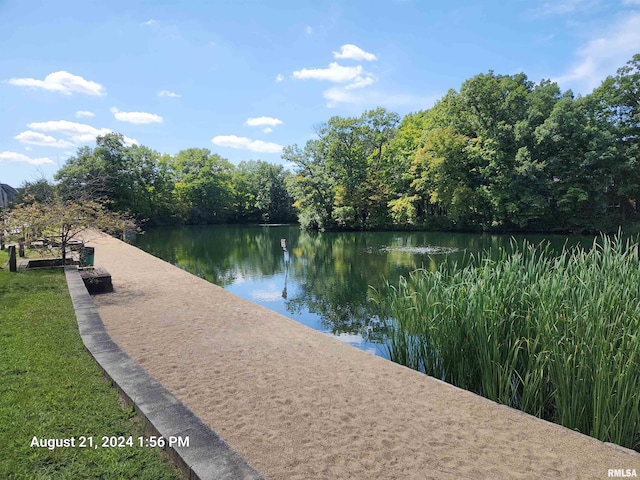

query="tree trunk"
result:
[8,245,17,272]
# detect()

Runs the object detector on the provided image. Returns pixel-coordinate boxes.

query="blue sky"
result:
[1,0,640,188]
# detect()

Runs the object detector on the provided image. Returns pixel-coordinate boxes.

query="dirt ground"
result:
[87,232,640,480]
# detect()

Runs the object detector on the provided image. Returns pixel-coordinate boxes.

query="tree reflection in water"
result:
[134,225,593,356]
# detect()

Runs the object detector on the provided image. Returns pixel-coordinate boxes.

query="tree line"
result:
[14,53,640,233]
[286,53,640,233]
[17,141,297,225]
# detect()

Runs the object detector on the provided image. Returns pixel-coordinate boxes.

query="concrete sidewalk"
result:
[66,267,263,480]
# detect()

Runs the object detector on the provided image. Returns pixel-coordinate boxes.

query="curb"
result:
[64,267,264,480]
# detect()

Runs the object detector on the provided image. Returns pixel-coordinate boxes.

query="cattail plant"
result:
[372,235,640,451]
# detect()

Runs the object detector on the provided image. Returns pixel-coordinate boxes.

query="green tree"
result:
[387,94,462,225]
[55,134,176,223]
[592,53,640,215]
[7,199,133,263]
[398,74,570,230]
[285,107,399,230]
[507,80,563,229]
[56,133,132,209]
[319,114,370,227]
[124,145,177,222]
[169,148,236,223]
[386,111,430,224]
[12,179,56,205]
[233,160,295,223]
[457,72,536,227]
[411,126,482,223]
[357,107,401,227]
[283,142,337,230]
[534,94,619,231]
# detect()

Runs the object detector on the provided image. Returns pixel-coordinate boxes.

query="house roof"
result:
[0,184,18,201]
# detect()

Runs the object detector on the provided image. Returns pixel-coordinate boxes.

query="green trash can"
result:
[80,247,95,267]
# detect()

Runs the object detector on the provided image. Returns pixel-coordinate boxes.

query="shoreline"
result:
[87,232,639,479]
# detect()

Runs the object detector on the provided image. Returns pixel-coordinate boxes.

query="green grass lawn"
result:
[0,250,182,479]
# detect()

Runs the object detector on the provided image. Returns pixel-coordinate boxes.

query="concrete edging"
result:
[64,267,264,480]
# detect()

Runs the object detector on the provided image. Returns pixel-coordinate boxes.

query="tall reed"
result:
[372,235,640,451]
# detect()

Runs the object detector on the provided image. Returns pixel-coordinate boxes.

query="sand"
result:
[86,232,640,480]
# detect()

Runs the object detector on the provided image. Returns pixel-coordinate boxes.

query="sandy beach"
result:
[86,232,640,479]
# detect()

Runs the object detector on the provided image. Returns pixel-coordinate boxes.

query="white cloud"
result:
[323,86,438,109]
[0,151,55,166]
[8,71,106,96]
[293,56,379,106]
[553,12,640,93]
[27,120,137,146]
[324,86,365,106]
[211,135,283,153]
[142,19,157,26]
[344,75,375,90]
[28,120,107,143]
[326,332,378,355]
[528,0,599,16]
[243,116,283,127]
[158,90,181,98]
[623,0,640,4]
[293,62,364,83]
[251,288,283,301]
[110,107,163,124]
[317,72,377,105]
[275,73,284,83]
[305,25,313,35]
[263,127,273,133]
[75,110,95,118]
[333,44,377,62]
[14,131,74,148]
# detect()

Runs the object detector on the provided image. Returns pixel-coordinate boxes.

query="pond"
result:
[132,225,595,358]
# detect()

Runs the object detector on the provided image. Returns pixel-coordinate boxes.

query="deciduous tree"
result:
[7,199,134,263]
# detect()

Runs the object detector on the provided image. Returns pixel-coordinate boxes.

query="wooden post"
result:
[18,239,25,257]
[8,245,17,272]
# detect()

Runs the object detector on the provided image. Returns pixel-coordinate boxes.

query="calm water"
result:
[133,225,595,357]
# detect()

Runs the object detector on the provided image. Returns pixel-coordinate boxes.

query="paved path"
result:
[87,232,639,480]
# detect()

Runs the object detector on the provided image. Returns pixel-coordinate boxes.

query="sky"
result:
[1,0,640,189]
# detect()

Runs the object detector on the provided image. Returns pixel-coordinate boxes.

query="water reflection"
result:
[133,225,595,357]
[281,238,289,299]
